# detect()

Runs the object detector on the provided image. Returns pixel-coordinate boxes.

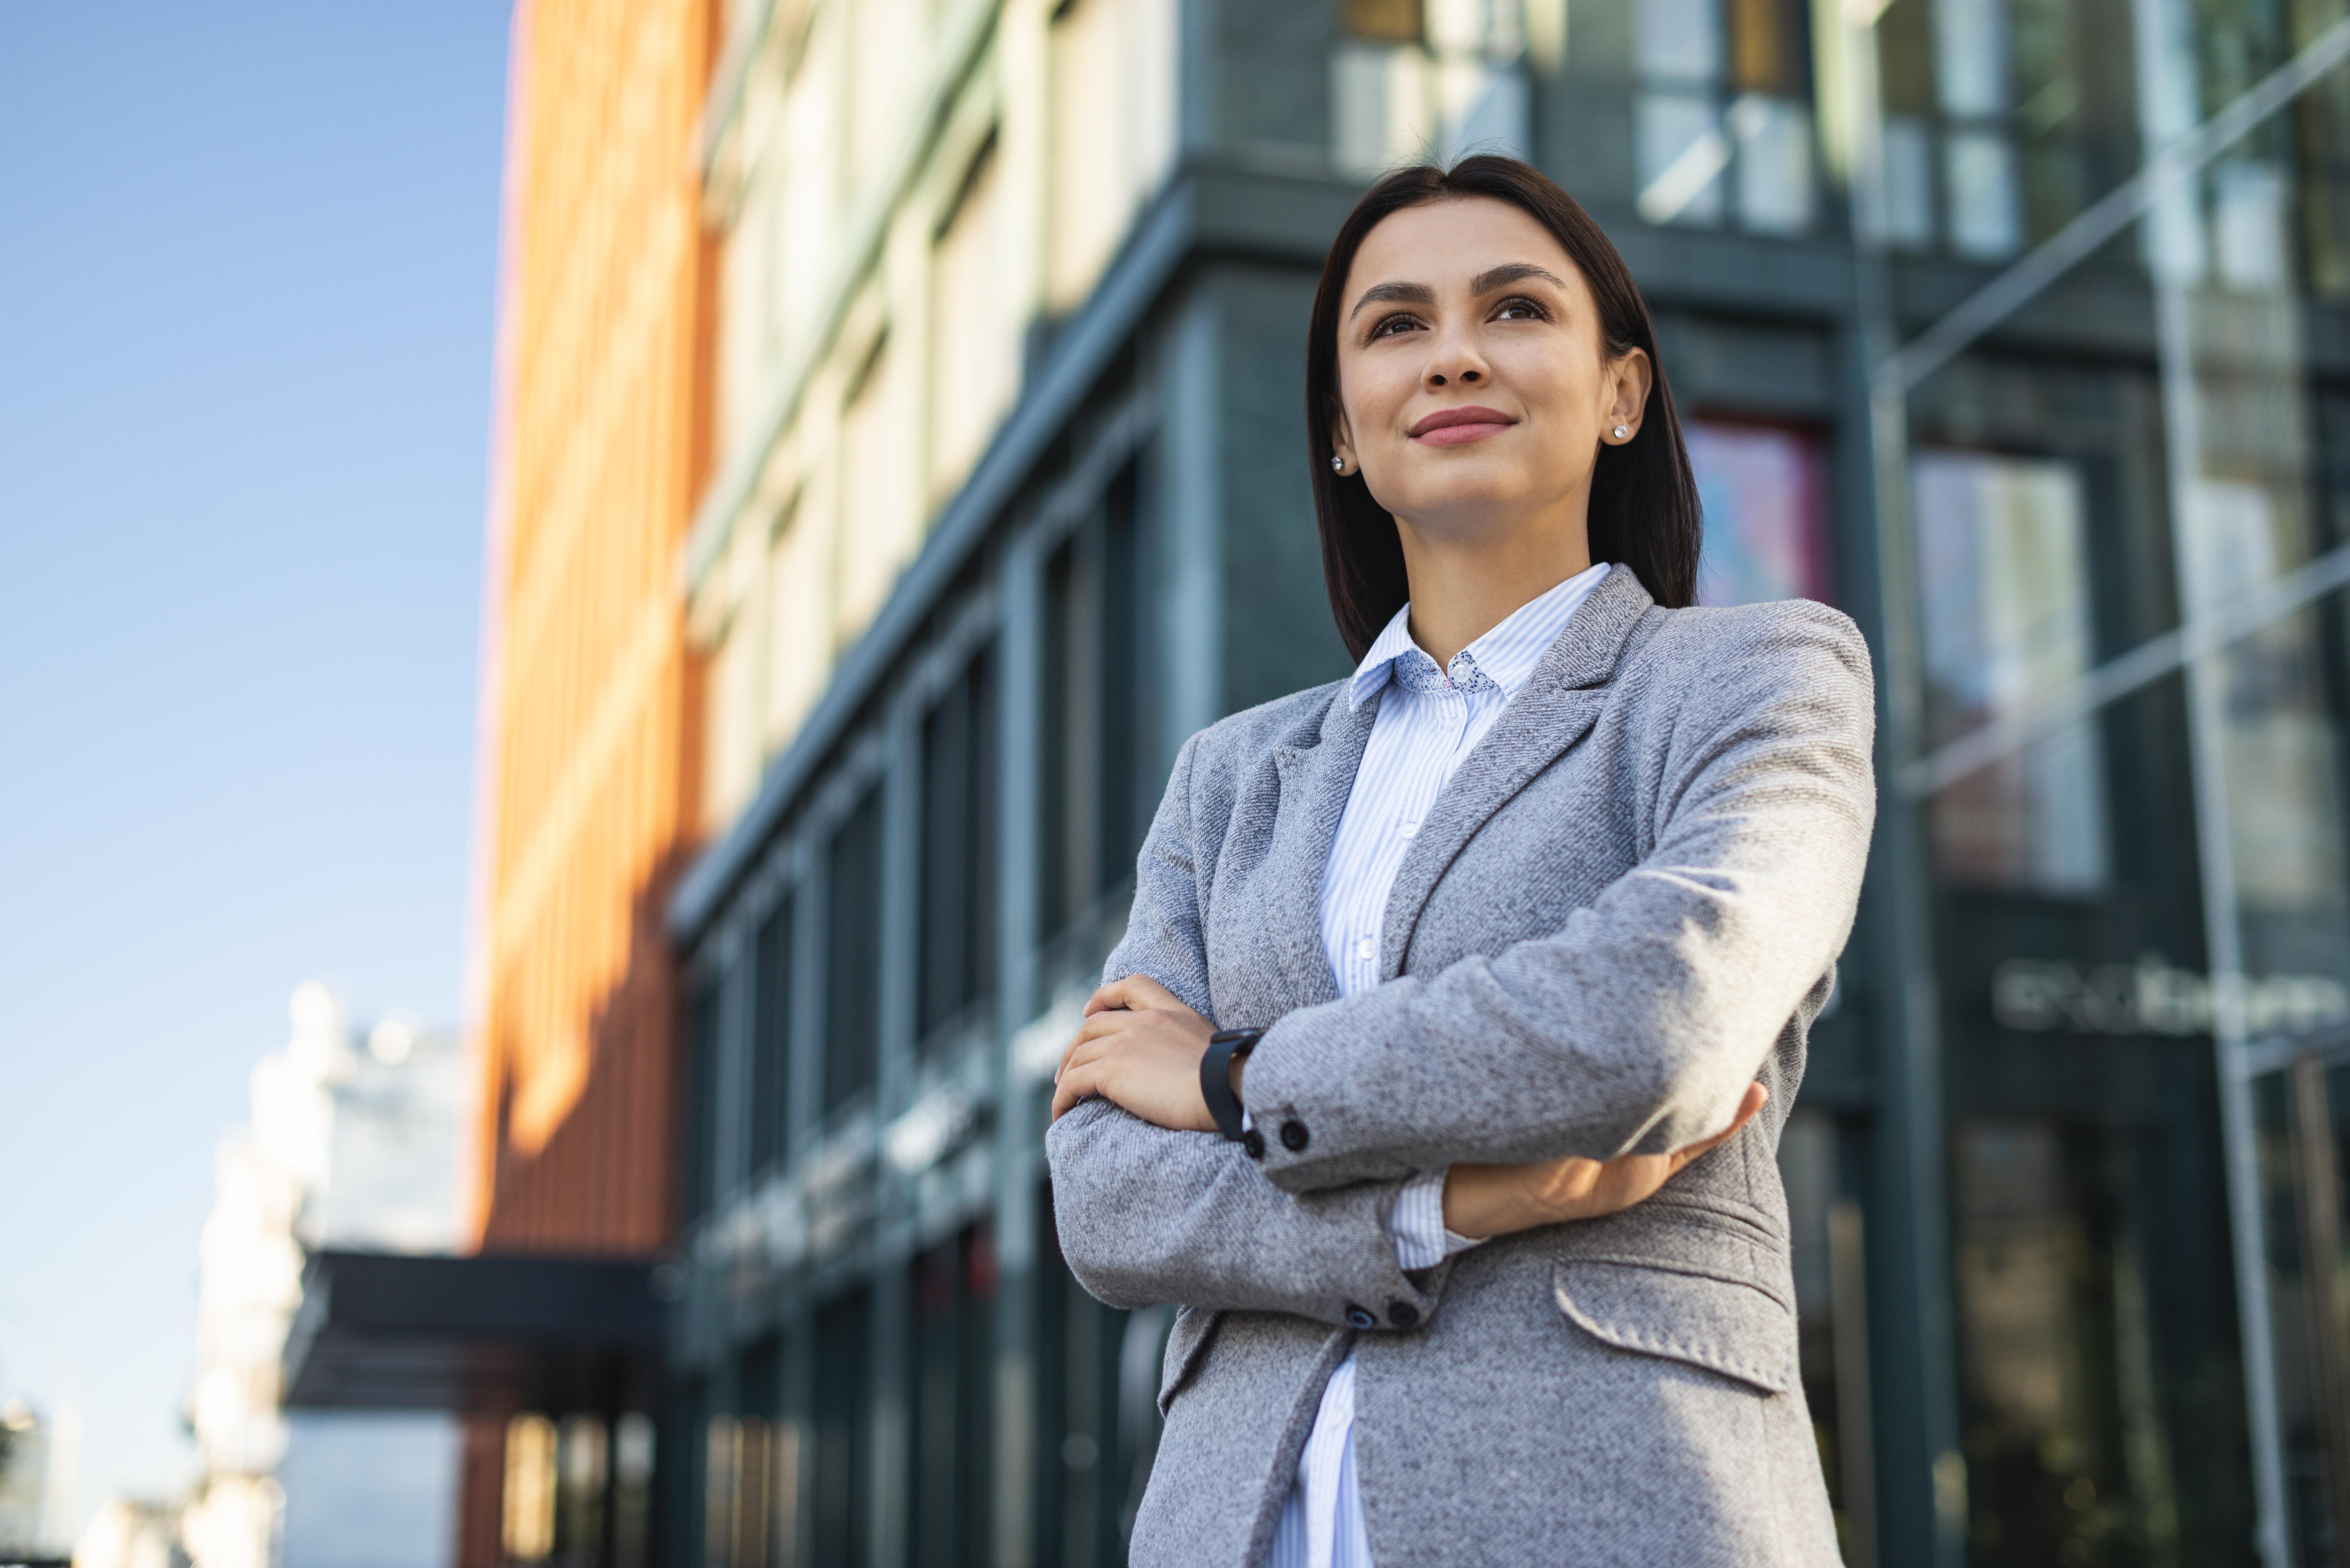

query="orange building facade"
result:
[459,0,717,1559]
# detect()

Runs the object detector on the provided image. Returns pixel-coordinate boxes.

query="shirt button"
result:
[1345,1305,1378,1331]
[1387,1300,1421,1329]
[1356,936,1375,961]
[1397,821,1418,839]
[1280,1119,1310,1152]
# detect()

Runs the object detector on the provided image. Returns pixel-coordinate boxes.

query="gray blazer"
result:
[1046,565,1876,1565]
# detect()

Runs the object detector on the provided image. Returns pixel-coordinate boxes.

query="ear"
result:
[1603,348,1654,441]
[1327,395,1361,474]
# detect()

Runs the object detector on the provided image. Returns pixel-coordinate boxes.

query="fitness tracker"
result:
[1200,1028,1264,1142]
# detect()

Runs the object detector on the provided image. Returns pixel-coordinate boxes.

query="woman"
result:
[1046,156,1873,1566]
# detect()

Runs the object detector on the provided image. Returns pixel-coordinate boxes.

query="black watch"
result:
[1200,1028,1264,1142]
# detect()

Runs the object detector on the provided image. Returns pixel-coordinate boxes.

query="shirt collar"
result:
[1346,561,1614,712]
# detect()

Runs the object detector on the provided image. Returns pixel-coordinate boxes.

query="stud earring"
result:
[1331,455,1345,473]
[1612,424,1629,441]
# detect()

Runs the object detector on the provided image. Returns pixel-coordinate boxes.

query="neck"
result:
[1394,504,1594,668]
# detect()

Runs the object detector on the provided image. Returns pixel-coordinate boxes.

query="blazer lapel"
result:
[1263,687,1378,1012]
[1378,566,1656,981]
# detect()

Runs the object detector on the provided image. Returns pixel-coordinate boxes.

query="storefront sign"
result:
[1992,953,2350,1037]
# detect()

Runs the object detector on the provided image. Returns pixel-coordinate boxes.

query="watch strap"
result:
[1200,1028,1263,1142]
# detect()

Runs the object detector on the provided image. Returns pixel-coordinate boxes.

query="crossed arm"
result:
[1042,613,1874,1323]
[1051,973,1765,1240]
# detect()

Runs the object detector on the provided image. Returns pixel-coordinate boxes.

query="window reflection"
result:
[1914,450,2109,893]
[1635,0,1816,230]
[1950,1118,2196,1564]
[1688,419,1831,607]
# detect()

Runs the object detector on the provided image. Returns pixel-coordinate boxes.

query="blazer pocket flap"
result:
[1552,1260,1796,1396]
[1158,1305,1220,1416]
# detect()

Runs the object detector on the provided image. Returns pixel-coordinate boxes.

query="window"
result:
[1778,1111,1871,1554]
[824,790,885,1113]
[920,648,1000,1043]
[683,978,723,1225]
[1687,419,1832,607]
[909,1223,999,1566]
[729,1338,787,1568]
[1934,0,2023,258]
[812,1289,873,1568]
[1636,0,1816,231]
[1913,449,2108,893]
[1948,1113,2247,1559]
[750,895,794,1175]
[1036,1189,1167,1568]
[1041,471,1144,943]
[1047,0,1180,313]
[930,135,1019,503]
[1329,0,1527,178]
[839,331,920,642]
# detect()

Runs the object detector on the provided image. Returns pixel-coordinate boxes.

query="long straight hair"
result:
[1306,156,1703,661]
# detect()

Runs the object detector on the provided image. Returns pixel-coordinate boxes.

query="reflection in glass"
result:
[1731,93,1817,232]
[1636,0,1815,229]
[1883,114,1939,246]
[1781,1111,1873,1556]
[1689,420,1831,607]
[1946,130,2024,257]
[2253,1059,2350,1558]
[1914,450,2108,893]
[1950,1117,2218,1565]
[1329,0,1528,179]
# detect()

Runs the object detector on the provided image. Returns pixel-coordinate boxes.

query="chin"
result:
[1377,470,1542,528]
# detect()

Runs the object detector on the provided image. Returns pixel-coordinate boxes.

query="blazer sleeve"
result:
[1237,606,1877,1193]
[1044,733,1451,1328]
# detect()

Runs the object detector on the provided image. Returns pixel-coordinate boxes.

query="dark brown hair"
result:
[1306,156,1702,660]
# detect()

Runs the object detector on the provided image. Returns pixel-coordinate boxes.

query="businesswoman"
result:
[1047,156,1873,1567]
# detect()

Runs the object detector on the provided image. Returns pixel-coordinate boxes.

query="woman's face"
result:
[1330,196,1650,546]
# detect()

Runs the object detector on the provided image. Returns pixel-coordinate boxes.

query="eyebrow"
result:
[1470,262,1570,295]
[1347,263,1571,321]
[1348,280,1435,320]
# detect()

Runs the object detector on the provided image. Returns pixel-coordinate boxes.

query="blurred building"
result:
[364,0,2350,1561]
[0,1396,71,1558]
[190,986,465,1568]
[70,1501,179,1568]
[657,0,2350,1566]
[443,1,718,1564]
[265,5,717,1567]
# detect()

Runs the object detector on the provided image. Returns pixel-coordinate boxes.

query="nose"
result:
[1424,325,1489,390]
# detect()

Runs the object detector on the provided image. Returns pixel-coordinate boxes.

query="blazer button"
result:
[1241,1128,1265,1160]
[1345,1305,1377,1331]
[1387,1300,1420,1329]
[1279,1119,1310,1152]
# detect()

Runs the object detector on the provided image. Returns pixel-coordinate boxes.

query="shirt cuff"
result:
[1388,1169,1485,1271]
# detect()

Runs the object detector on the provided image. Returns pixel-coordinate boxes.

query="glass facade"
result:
[1859,0,2350,1550]
[659,0,2350,1563]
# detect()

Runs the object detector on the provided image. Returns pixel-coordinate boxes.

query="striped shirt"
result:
[1267,561,1613,1568]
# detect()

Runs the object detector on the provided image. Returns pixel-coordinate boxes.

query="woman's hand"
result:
[1050,974,1221,1128]
[1442,1082,1769,1240]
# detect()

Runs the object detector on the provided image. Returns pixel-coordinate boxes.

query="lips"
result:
[1408,405,1516,446]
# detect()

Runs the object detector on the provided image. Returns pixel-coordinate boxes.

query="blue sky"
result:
[0,2,508,1532]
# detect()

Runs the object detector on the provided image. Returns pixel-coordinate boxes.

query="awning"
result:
[282,1249,664,1411]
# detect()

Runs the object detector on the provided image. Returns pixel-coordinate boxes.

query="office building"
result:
[0,1398,65,1559]
[189,986,467,1568]
[70,1501,178,1568]
[660,0,2350,1564]
[424,1,716,1563]
[273,7,717,1567]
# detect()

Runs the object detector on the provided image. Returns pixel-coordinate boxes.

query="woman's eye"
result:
[1368,314,1422,339]
[1495,297,1548,321]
